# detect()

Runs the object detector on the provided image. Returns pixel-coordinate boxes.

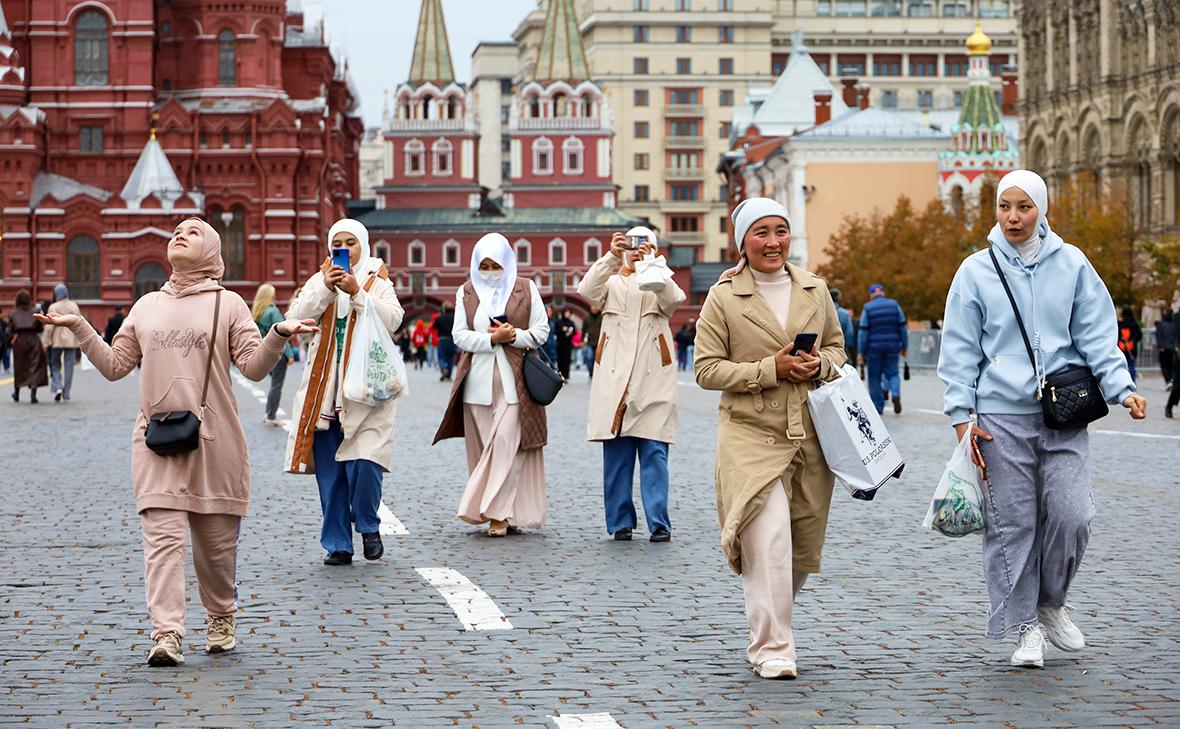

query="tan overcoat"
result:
[577,251,686,443]
[693,263,846,575]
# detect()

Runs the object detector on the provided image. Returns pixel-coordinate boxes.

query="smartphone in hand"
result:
[331,247,351,273]
[490,315,509,326]
[790,332,818,356]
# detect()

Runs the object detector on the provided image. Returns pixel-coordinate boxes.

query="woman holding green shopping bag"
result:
[252,283,297,426]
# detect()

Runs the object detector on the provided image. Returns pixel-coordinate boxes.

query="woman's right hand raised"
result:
[609,232,629,257]
[953,422,992,476]
[33,312,81,328]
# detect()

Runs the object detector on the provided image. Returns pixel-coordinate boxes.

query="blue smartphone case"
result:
[331,248,350,273]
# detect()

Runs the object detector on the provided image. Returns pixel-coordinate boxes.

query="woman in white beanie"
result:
[285,218,405,566]
[694,197,846,679]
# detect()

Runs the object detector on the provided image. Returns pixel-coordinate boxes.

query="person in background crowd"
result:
[36,218,314,666]
[284,218,405,566]
[571,326,584,371]
[0,313,10,374]
[938,169,1146,669]
[858,283,908,415]
[434,233,550,537]
[394,326,412,363]
[830,288,856,366]
[428,311,440,369]
[543,305,559,365]
[579,231,685,543]
[1118,306,1142,383]
[9,289,47,403]
[42,283,83,402]
[436,300,457,382]
[674,322,694,371]
[411,319,429,370]
[555,309,577,380]
[103,305,126,344]
[252,283,298,426]
[583,306,602,378]
[1155,311,1174,389]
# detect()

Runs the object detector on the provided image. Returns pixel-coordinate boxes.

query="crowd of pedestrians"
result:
[18,167,1173,679]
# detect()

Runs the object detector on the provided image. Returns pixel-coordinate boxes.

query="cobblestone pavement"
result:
[2,362,1179,728]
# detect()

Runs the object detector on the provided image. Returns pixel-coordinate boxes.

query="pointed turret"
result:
[408,0,455,86]
[0,1,27,104]
[532,0,589,84]
[120,134,185,210]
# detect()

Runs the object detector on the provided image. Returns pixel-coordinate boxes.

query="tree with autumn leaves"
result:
[817,179,1180,323]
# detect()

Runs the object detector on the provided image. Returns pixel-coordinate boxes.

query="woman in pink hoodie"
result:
[37,218,316,667]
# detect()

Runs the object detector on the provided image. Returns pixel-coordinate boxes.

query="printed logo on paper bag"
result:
[846,401,876,446]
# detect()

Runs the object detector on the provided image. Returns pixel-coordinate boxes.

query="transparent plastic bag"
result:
[343,298,408,405]
[922,431,986,537]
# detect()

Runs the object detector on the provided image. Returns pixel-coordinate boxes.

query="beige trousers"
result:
[739,480,805,666]
[457,368,546,528]
[141,508,241,639]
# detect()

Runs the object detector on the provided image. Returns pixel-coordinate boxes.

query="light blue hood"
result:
[937,223,1135,424]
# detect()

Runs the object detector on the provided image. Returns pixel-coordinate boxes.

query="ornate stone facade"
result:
[1018,0,1180,232]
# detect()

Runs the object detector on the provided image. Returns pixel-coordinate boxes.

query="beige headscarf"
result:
[163,218,225,297]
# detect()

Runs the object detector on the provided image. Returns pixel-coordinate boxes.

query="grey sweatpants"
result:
[977,413,1094,639]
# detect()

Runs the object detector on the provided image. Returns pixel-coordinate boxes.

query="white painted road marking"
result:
[415,567,513,631]
[550,714,623,729]
[915,407,1180,440]
[378,500,409,535]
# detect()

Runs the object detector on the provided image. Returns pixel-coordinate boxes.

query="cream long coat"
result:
[578,251,686,443]
[694,263,846,574]
[284,258,404,474]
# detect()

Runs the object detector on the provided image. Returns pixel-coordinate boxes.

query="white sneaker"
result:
[754,658,797,679]
[1037,606,1085,651]
[1010,624,1045,668]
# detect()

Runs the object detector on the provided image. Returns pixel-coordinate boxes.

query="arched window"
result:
[562,137,584,175]
[515,239,531,266]
[134,262,168,300]
[533,138,553,175]
[373,240,392,265]
[554,92,569,117]
[66,235,101,299]
[405,139,425,176]
[584,238,602,262]
[75,11,109,86]
[445,96,459,120]
[548,238,567,265]
[432,138,453,176]
[218,29,236,86]
[408,240,426,267]
[528,95,541,118]
[579,95,593,117]
[210,204,246,280]
[443,239,461,266]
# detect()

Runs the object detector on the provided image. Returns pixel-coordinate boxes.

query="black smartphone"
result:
[790,331,818,355]
[490,315,509,326]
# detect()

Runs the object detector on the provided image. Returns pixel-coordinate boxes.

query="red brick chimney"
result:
[856,83,870,110]
[1001,65,1019,116]
[814,90,833,125]
[840,76,858,108]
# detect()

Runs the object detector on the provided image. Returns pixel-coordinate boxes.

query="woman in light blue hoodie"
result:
[938,170,1147,669]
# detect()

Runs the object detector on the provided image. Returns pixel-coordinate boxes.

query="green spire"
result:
[533,0,590,84]
[958,82,1003,134]
[408,0,455,86]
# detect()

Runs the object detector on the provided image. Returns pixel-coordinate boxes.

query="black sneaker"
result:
[893,395,902,414]
[362,532,383,560]
[650,527,672,543]
[54,390,62,402]
[613,528,633,541]
[323,551,352,566]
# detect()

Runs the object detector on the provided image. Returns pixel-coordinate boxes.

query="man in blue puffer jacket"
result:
[858,283,908,414]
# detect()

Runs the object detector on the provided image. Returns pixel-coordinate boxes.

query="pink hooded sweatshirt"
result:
[69,220,287,516]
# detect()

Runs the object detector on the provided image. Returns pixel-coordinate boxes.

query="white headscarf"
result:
[327,218,373,319]
[731,197,791,254]
[997,169,1050,240]
[469,233,517,318]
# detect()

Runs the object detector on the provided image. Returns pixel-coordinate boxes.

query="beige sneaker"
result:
[147,632,185,667]
[206,615,237,654]
[754,658,797,679]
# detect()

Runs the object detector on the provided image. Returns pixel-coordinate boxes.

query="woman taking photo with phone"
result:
[433,233,550,537]
[694,197,846,679]
[285,218,404,566]
[578,229,685,542]
[938,170,1146,668]
[35,218,315,666]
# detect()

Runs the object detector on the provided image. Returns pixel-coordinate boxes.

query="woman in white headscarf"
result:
[938,169,1146,669]
[433,233,550,537]
[285,218,405,566]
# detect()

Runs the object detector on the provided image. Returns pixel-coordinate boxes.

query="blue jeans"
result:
[602,437,671,535]
[312,420,384,554]
[438,336,456,377]
[866,349,900,414]
[48,347,79,399]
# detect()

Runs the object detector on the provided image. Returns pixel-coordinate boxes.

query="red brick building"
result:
[0,0,363,322]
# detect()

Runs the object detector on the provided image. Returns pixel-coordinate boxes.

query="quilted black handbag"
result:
[989,249,1108,430]
[522,347,564,406]
[144,291,221,455]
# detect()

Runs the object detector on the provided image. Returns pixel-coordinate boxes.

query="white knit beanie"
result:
[731,197,790,254]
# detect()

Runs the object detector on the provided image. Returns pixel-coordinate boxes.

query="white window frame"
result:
[443,239,461,267]
[408,239,426,267]
[583,238,602,263]
[532,137,554,176]
[548,238,567,265]
[404,139,425,177]
[373,240,392,265]
[432,138,454,176]
[561,137,584,175]
[514,238,532,266]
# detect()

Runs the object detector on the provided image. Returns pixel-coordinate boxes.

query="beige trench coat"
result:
[694,263,846,575]
[578,251,686,443]
[284,258,404,474]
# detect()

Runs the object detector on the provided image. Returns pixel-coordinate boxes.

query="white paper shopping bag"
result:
[806,364,904,500]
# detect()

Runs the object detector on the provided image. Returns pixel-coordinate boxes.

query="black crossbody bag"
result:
[988,249,1108,430]
[144,291,221,455]
[523,346,564,406]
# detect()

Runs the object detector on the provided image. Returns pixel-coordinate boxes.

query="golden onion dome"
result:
[966,23,992,55]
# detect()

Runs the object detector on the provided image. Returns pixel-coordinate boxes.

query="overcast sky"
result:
[308,0,540,128]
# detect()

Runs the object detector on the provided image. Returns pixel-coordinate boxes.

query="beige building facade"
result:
[1017,0,1180,234]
